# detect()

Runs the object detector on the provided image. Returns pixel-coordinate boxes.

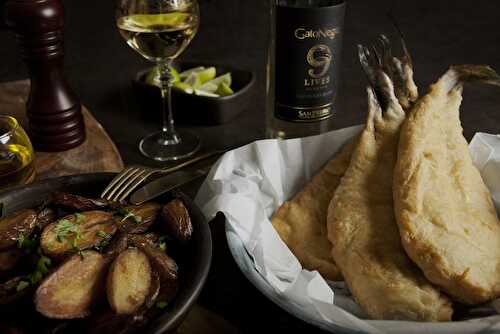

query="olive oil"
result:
[0,144,35,189]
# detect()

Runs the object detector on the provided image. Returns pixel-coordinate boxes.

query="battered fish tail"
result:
[358,44,391,110]
[358,42,405,123]
[378,34,418,109]
[438,65,500,93]
[358,33,418,110]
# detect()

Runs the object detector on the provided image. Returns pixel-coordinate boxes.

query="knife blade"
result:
[130,169,208,205]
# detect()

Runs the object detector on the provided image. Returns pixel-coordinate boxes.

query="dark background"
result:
[1,0,500,332]
[2,0,500,164]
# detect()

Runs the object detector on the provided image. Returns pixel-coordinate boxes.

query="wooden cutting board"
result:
[0,80,124,180]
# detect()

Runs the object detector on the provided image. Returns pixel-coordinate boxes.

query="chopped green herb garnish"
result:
[74,213,85,224]
[113,207,128,219]
[17,233,39,253]
[96,231,107,238]
[94,240,109,253]
[13,249,52,291]
[94,230,112,252]
[114,207,143,225]
[16,280,30,292]
[159,242,167,252]
[158,236,168,252]
[17,233,25,248]
[70,234,84,258]
[29,271,43,284]
[27,252,52,285]
[156,301,168,309]
[52,217,84,256]
[54,219,79,243]
[121,211,143,225]
[36,254,51,275]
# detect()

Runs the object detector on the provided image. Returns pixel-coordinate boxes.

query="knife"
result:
[130,169,208,205]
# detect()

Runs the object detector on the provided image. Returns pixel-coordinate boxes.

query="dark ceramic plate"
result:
[0,173,212,334]
[133,61,255,125]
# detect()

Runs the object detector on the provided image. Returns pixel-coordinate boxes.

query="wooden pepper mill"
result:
[5,0,86,152]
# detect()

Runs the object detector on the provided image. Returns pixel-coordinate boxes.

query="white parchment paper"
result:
[195,126,500,334]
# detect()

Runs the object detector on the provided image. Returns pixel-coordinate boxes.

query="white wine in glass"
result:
[116,0,200,161]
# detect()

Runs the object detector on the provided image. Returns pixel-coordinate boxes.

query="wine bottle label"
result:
[275,2,345,123]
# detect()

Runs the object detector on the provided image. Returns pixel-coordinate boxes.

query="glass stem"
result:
[158,61,180,145]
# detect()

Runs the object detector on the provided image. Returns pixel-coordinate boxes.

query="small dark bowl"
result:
[0,173,212,334]
[133,61,255,125]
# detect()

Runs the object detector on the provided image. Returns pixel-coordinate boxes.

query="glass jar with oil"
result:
[0,116,35,190]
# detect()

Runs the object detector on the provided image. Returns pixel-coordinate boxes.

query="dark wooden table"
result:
[2,0,500,332]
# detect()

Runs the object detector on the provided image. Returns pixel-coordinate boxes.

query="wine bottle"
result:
[266,0,346,139]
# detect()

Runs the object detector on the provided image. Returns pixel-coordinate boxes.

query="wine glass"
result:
[116,0,201,161]
[0,116,35,189]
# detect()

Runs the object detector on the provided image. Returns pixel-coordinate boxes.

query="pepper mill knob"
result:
[5,0,86,152]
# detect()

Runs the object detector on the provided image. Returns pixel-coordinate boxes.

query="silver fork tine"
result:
[104,167,142,201]
[117,170,157,202]
[112,168,150,202]
[102,149,228,202]
[101,166,136,198]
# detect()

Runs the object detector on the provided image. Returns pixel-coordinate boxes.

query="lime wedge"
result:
[182,67,216,88]
[179,66,206,79]
[173,82,194,94]
[197,67,217,85]
[194,89,220,97]
[215,82,234,97]
[171,67,181,83]
[198,73,232,93]
[184,72,202,88]
[126,13,190,29]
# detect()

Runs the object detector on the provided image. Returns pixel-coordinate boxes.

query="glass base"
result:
[139,130,200,162]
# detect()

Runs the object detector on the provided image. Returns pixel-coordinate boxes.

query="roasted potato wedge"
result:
[35,251,109,319]
[107,249,152,315]
[52,193,118,211]
[116,203,161,234]
[0,209,37,250]
[41,211,116,258]
[161,199,193,242]
[128,235,178,282]
[0,248,23,272]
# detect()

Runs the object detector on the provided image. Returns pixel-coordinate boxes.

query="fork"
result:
[101,150,224,202]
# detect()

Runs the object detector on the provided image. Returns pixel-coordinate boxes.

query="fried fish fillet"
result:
[328,84,452,321]
[393,65,500,305]
[272,140,355,281]
[327,39,452,320]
